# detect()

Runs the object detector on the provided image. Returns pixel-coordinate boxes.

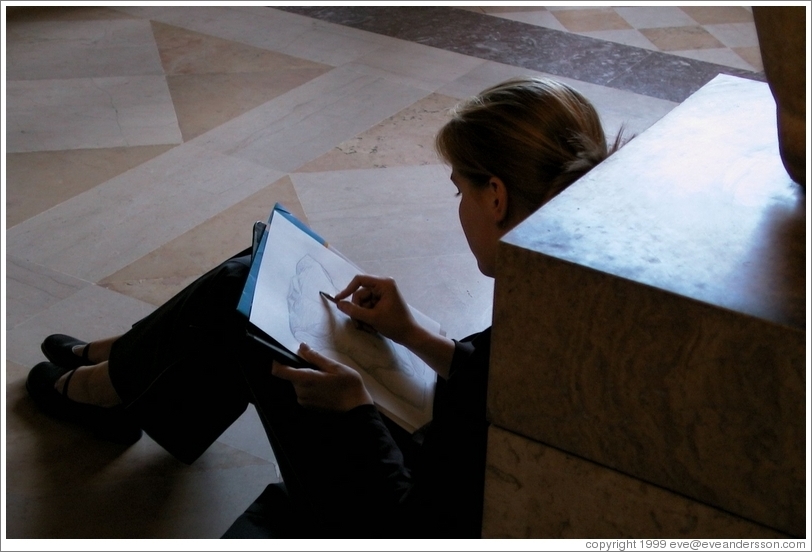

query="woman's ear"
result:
[488,176,510,226]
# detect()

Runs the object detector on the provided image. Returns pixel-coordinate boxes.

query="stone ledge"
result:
[488,75,806,536]
[483,426,790,538]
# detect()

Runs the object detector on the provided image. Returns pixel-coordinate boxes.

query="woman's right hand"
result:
[333,275,419,346]
[335,274,457,380]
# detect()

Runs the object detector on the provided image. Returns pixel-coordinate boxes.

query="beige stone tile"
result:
[119,6,326,57]
[296,93,458,172]
[732,45,764,72]
[217,405,279,465]
[477,6,548,14]
[194,65,431,173]
[679,6,754,25]
[705,22,760,49]
[6,360,31,413]
[6,76,182,152]
[614,6,697,29]
[151,20,331,76]
[148,21,333,141]
[99,176,304,307]
[167,70,331,141]
[5,145,175,228]
[5,256,89,330]
[5,19,164,81]
[640,25,726,51]
[5,285,156,369]
[9,333,276,541]
[6,427,276,539]
[7,143,284,282]
[552,8,633,33]
[670,47,758,72]
[494,10,568,31]
[580,29,659,50]
[150,461,278,538]
[8,361,277,539]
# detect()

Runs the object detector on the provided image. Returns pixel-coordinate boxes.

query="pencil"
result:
[319,291,377,334]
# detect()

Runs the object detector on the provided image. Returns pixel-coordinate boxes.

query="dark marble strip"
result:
[276,6,765,103]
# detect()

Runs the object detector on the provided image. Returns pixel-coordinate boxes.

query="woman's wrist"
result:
[400,324,455,379]
[399,322,430,351]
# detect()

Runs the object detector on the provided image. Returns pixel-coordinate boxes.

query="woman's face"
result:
[451,169,503,278]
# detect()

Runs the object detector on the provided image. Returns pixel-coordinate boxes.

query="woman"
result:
[26,77,626,538]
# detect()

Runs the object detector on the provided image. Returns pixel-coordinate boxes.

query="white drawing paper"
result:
[249,213,438,432]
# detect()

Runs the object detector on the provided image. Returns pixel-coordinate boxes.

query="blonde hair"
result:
[436,77,626,225]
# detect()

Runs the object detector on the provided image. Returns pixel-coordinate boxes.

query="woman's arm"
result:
[272,342,373,412]
[394,323,455,380]
[333,275,455,379]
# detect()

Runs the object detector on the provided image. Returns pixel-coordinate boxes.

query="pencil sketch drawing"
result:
[287,254,429,410]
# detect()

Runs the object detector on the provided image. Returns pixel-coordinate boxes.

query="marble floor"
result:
[3,4,765,543]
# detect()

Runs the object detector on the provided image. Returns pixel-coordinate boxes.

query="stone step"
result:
[486,74,806,537]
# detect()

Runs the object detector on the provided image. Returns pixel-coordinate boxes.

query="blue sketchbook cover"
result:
[237,203,326,319]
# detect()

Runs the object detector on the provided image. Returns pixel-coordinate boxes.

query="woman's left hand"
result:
[271,343,374,412]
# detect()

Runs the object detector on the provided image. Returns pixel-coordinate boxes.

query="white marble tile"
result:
[107,5,184,19]
[439,61,677,140]
[615,6,698,29]
[238,7,396,65]
[152,462,279,538]
[352,38,486,92]
[194,65,432,172]
[580,29,659,50]
[291,164,470,265]
[5,256,90,330]
[216,404,279,467]
[670,48,757,72]
[6,76,182,153]
[358,254,494,341]
[114,4,384,67]
[271,22,390,66]
[5,19,163,80]
[489,10,568,31]
[548,76,678,140]
[6,440,277,539]
[4,285,155,369]
[115,6,310,53]
[704,22,761,49]
[6,144,285,282]
[435,60,550,99]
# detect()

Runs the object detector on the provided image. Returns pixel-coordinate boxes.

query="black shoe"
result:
[26,361,142,446]
[41,334,92,370]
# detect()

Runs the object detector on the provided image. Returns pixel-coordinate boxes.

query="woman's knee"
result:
[220,254,252,281]
[205,255,252,302]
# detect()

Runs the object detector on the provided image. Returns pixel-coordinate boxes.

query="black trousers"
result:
[107,249,415,537]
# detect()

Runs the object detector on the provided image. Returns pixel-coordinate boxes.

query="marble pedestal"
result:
[484,75,806,538]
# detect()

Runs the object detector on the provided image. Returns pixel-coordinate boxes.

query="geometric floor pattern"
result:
[3,5,766,541]
[465,5,763,72]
